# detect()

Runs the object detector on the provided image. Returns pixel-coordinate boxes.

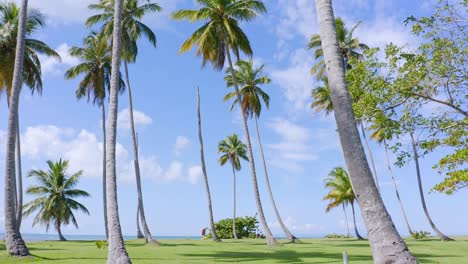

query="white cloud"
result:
[164,161,184,181]
[356,17,415,49]
[117,108,153,130]
[269,216,324,233]
[13,0,95,24]
[188,165,202,185]
[40,43,81,76]
[275,0,316,41]
[174,136,191,155]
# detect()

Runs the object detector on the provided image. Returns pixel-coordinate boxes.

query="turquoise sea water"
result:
[0,233,200,242]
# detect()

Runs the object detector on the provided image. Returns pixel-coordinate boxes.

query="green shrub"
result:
[324,233,353,239]
[95,240,107,249]
[411,231,431,239]
[207,215,264,239]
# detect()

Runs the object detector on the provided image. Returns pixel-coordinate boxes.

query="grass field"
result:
[1,237,467,263]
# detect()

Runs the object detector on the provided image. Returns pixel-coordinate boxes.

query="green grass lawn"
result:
[1,237,467,263]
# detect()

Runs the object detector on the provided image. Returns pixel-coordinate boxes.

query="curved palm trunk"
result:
[197,88,221,242]
[4,0,30,256]
[102,103,109,240]
[314,1,416,262]
[106,0,131,262]
[343,204,350,237]
[136,205,144,239]
[410,132,451,241]
[225,45,278,246]
[57,222,67,241]
[383,139,412,235]
[15,116,23,232]
[231,164,238,240]
[253,115,297,242]
[359,122,379,193]
[124,57,158,245]
[350,202,364,240]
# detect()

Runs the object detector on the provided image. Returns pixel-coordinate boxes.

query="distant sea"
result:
[0,233,200,242]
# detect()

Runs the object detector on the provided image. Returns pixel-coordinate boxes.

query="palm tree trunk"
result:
[359,122,379,193]
[57,222,67,241]
[253,115,297,242]
[197,88,221,242]
[350,202,364,240]
[314,1,416,262]
[343,204,350,237]
[231,164,238,239]
[102,103,109,240]
[124,54,158,245]
[15,115,23,232]
[4,0,30,256]
[106,0,131,262]
[136,204,144,239]
[383,139,412,235]
[409,132,451,241]
[225,45,278,247]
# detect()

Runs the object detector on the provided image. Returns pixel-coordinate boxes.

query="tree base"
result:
[6,235,30,257]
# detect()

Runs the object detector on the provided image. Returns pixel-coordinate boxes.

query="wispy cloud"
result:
[117,108,153,130]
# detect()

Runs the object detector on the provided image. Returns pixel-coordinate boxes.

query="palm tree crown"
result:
[172,0,266,70]
[218,134,248,170]
[323,167,355,212]
[224,59,270,118]
[0,2,59,97]
[307,17,368,80]
[23,159,90,240]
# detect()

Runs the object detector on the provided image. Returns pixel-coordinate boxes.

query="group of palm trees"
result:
[0,0,451,263]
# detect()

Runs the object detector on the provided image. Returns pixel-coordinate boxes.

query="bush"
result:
[95,240,107,249]
[207,215,264,239]
[324,233,353,239]
[411,231,430,239]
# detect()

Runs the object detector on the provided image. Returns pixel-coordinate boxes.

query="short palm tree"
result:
[224,60,298,242]
[65,31,125,239]
[323,167,364,240]
[0,2,59,234]
[218,134,248,240]
[307,17,369,80]
[86,0,161,244]
[23,159,90,241]
[173,0,279,246]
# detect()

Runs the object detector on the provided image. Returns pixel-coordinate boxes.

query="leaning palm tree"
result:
[23,159,90,241]
[307,17,369,80]
[1,0,30,256]
[323,167,363,239]
[0,2,59,233]
[65,31,124,239]
[314,0,417,262]
[218,134,248,240]
[172,0,279,246]
[101,0,131,262]
[87,0,161,244]
[224,60,298,242]
[197,87,221,242]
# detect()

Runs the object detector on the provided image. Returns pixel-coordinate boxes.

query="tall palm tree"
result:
[173,0,279,246]
[218,134,248,240]
[23,159,90,241]
[369,117,413,235]
[224,60,298,242]
[2,0,30,256]
[87,0,161,244]
[65,31,124,239]
[102,0,131,262]
[314,1,417,262]
[197,87,221,242]
[0,2,59,233]
[307,17,369,80]
[323,167,363,239]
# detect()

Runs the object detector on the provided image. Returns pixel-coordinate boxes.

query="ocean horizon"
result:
[0,233,201,242]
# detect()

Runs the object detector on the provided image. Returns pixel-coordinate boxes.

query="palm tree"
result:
[369,117,413,235]
[173,0,279,246]
[1,0,30,256]
[102,0,131,262]
[224,60,298,242]
[23,159,90,241]
[307,17,369,80]
[0,2,59,234]
[323,167,363,239]
[87,0,161,244]
[314,1,417,262]
[65,31,125,239]
[218,134,248,240]
[198,87,221,242]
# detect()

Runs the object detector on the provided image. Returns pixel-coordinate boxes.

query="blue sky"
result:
[1,0,467,238]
